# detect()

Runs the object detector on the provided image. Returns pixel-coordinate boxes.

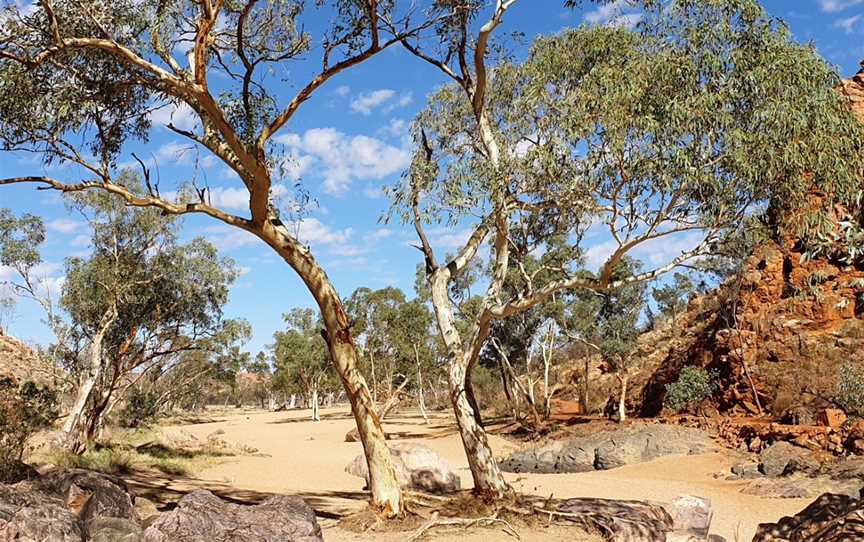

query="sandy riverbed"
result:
[152,406,813,541]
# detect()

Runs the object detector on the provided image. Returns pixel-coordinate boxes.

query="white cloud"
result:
[156,141,196,165]
[366,228,393,241]
[818,0,863,13]
[202,217,352,253]
[582,231,705,272]
[834,14,862,32]
[205,187,250,211]
[426,227,473,250]
[70,234,90,247]
[351,89,396,114]
[335,85,351,97]
[379,118,408,138]
[46,218,83,234]
[276,128,411,194]
[150,102,199,132]
[584,0,642,29]
[350,89,413,115]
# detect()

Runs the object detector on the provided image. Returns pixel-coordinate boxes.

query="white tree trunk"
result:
[618,373,628,423]
[311,387,320,421]
[430,273,511,497]
[61,305,117,454]
[260,222,403,516]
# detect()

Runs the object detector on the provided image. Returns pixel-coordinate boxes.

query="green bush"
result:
[664,367,717,412]
[836,362,864,417]
[119,387,159,428]
[0,377,58,480]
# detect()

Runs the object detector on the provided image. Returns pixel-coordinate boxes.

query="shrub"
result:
[836,362,864,417]
[0,377,58,480]
[664,367,717,412]
[119,387,160,428]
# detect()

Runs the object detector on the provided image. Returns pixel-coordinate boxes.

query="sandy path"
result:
[158,407,812,541]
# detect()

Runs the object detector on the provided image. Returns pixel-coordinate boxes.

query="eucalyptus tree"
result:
[271,307,334,421]
[391,0,864,496]
[59,186,239,452]
[651,273,694,325]
[0,0,463,514]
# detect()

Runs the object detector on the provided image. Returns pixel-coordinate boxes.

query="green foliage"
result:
[270,307,332,397]
[119,387,160,429]
[393,0,864,289]
[664,367,718,411]
[836,362,864,418]
[651,273,694,324]
[0,378,58,480]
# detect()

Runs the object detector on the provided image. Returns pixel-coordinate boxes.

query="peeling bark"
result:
[258,220,403,515]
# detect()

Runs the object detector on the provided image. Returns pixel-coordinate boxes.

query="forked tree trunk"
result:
[430,274,511,497]
[62,305,117,454]
[260,222,402,516]
[449,357,511,496]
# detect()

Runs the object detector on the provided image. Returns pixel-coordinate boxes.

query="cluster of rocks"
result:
[499,424,716,474]
[345,442,461,494]
[0,468,322,542]
[723,441,864,500]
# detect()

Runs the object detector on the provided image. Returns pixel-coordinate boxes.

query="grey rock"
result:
[346,442,460,494]
[40,469,136,529]
[0,500,83,542]
[141,490,321,542]
[759,442,818,477]
[731,462,762,479]
[501,424,716,474]
[88,517,142,542]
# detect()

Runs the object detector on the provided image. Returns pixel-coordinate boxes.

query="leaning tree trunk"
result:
[62,305,117,454]
[260,222,403,516]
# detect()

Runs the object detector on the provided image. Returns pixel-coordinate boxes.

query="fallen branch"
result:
[408,511,521,542]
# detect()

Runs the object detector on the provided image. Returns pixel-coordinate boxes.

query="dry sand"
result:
[152,407,814,541]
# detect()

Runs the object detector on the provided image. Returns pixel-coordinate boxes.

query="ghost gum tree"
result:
[61,191,240,452]
[390,0,864,496]
[0,0,476,514]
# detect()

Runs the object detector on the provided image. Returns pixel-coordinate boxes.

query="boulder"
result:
[141,490,321,542]
[346,443,460,494]
[0,501,83,542]
[38,469,136,531]
[667,495,712,537]
[731,462,762,479]
[759,442,819,477]
[0,484,83,542]
[752,492,864,541]
[88,517,141,542]
[501,424,715,474]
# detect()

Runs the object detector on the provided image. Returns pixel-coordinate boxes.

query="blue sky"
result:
[1,0,862,355]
